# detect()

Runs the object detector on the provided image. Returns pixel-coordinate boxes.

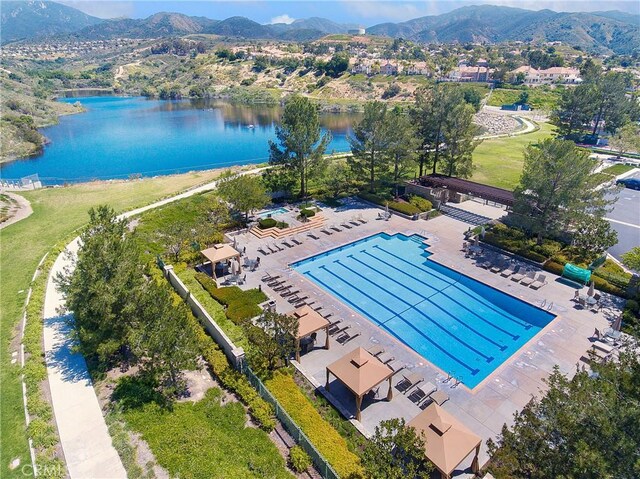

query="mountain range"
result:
[1,1,638,54]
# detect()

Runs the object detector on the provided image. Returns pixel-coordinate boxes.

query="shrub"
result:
[265,371,364,478]
[408,195,432,212]
[518,250,547,263]
[300,208,316,218]
[543,261,565,276]
[357,192,421,215]
[195,272,266,323]
[259,217,277,229]
[591,275,626,298]
[625,299,639,314]
[289,446,312,473]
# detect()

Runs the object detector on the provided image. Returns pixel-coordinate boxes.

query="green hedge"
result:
[195,272,266,323]
[543,260,565,276]
[259,218,277,229]
[265,371,364,479]
[408,195,433,212]
[300,208,316,218]
[357,192,421,215]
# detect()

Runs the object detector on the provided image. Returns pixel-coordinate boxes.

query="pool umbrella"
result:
[230,258,239,276]
[385,203,389,217]
[233,236,237,249]
[587,281,595,297]
[611,315,622,332]
[480,226,486,239]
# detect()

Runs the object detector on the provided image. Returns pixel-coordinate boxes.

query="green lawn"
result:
[471,122,556,190]
[0,170,221,478]
[487,87,561,111]
[123,388,290,479]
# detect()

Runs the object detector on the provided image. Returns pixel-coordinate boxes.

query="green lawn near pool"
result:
[471,122,556,190]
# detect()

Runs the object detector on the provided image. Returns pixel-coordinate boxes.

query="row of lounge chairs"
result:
[366,346,450,406]
[319,216,368,236]
[260,274,309,308]
[258,236,305,256]
[477,255,547,290]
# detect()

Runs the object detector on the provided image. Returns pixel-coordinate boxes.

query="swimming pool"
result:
[258,207,289,218]
[291,233,555,388]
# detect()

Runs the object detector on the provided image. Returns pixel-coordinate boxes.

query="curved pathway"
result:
[42,167,266,477]
[0,191,32,230]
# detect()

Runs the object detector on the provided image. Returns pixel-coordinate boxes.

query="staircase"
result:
[250,214,327,239]
[439,204,491,226]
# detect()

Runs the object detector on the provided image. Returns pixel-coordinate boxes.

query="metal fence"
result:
[242,365,341,479]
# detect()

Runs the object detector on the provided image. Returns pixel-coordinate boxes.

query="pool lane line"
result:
[304,268,483,377]
[373,245,534,331]
[330,258,498,363]
[353,252,518,344]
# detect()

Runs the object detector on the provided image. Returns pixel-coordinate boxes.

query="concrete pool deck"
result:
[228,199,624,475]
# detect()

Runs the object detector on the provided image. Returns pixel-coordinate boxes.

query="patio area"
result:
[225,198,625,476]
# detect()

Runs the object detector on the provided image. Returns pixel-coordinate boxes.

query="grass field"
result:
[471,122,556,190]
[487,87,561,111]
[0,170,221,478]
[122,388,290,479]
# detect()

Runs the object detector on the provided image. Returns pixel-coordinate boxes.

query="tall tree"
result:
[590,72,633,135]
[551,84,595,137]
[245,311,298,375]
[412,85,466,176]
[386,107,418,198]
[512,139,612,244]
[269,95,331,198]
[621,247,640,272]
[216,172,270,222]
[362,418,433,479]
[348,101,391,193]
[441,102,476,178]
[488,347,640,479]
[56,205,143,365]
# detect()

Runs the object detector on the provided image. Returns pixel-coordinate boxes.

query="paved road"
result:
[41,167,266,477]
[606,170,640,261]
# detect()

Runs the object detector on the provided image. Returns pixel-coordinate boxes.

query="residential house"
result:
[382,62,398,75]
[511,66,582,84]
[446,66,491,82]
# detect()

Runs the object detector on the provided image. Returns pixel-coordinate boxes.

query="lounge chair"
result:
[349,217,360,226]
[320,228,333,236]
[409,381,437,404]
[330,225,342,232]
[590,293,602,312]
[397,372,423,394]
[307,232,320,240]
[288,294,308,304]
[529,274,547,290]
[267,279,286,287]
[336,329,360,344]
[490,259,507,273]
[593,340,615,354]
[367,345,385,357]
[280,288,299,298]
[340,222,352,229]
[426,389,449,406]
[329,323,349,336]
[281,240,294,248]
[511,267,527,282]
[267,243,279,253]
[500,263,518,277]
[478,256,494,269]
[291,236,303,245]
[357,215,367,224]
[258,247,270,256]
[520,271,537,286]
[377,351,395,364]
[272,283,291,292]
[261,273,280,282]
[387,360,404,372]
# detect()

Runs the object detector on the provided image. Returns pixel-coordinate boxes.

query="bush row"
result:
[265,371,364,479]
[542,260,627,297]
[299,208,316,218]
[195,272,266,323]
[258,218,289,229]
[357,192,421,215]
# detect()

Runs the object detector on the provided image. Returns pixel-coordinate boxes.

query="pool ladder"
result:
[540,299,554,311]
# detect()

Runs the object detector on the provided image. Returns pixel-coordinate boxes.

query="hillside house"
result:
[445,66,491,82]
[511,66,581,84]
[382,62,398,75]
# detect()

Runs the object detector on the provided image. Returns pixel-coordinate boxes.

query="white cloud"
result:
[57,1,135,19]
[270,14,295,24]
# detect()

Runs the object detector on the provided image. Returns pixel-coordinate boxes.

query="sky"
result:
[57,0,640,24]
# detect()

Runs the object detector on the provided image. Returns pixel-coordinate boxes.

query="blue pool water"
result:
[292,233,555,388]
[0,96,355,184]
[259,207,289,218]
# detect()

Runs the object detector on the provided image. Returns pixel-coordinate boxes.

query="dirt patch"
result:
[177,361,219,403]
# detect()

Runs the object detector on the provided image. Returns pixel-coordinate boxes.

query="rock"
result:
[9,458,20,470]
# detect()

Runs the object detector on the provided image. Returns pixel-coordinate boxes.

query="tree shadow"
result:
[44,313,92,385]
[112,374,169,411]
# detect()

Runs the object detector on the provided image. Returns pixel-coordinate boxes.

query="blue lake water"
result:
[0,96,356,184]
[292,233,555,388]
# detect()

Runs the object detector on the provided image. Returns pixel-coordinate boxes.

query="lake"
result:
[0,96,358,184]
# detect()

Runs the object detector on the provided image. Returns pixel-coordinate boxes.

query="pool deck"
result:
[229,199,624,476]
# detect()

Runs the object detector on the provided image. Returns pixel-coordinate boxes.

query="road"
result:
[606,170,640,261]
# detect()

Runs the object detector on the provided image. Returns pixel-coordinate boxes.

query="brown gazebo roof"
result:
[408,402,482,478]
[201,244,240,264]
[327,347,394,397]
[292,305,330,339]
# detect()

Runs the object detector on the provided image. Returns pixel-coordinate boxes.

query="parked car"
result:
[616,178,640,190]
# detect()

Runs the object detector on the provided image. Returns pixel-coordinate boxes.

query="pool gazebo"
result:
[291,305,331,362]
[408,402,482,479]
[325,347,395,421]
[200,244,241,284]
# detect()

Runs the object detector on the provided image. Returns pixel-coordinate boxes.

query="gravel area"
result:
[474,112,521,136]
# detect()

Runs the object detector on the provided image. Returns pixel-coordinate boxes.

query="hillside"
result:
[367,5,640,54]
[1,0,102,43]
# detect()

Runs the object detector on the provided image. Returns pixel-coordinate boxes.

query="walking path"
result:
[0,191,32,229]
[42,166,266,477]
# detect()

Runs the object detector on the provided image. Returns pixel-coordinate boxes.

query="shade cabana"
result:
[325,347,395,421]
[291,305,330,362]
[408,402,482,479]
[201,244,241,282]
